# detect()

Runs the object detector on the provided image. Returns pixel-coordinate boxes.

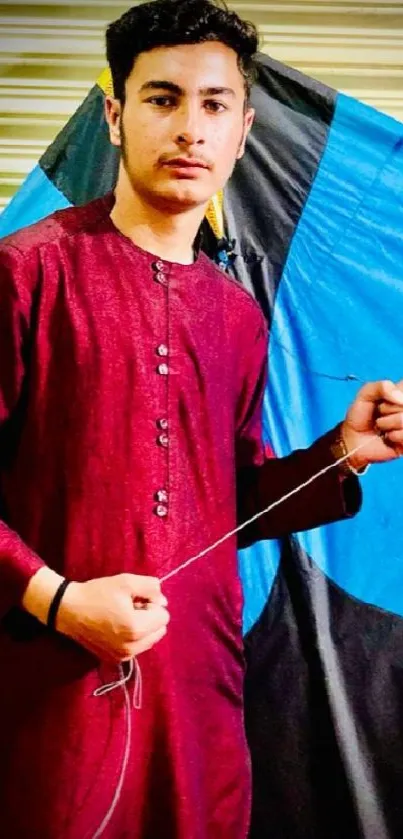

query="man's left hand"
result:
[342,380,403,471]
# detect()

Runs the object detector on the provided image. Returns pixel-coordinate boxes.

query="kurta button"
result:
[155,504,168,518]
[152,260,164,271]
[157,363,169,376]
[155,489,168,503]
[155,272,166,283]
[157,418,168,430]
[157,433,169,448]
[157,344,168,357]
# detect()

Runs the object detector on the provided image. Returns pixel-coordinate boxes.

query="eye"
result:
[204,100,227,113]
[146,96,177,108]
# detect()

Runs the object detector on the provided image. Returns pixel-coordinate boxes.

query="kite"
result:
[1,53,403,839]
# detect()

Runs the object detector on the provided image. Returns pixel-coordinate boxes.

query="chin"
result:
[154,184,211,211]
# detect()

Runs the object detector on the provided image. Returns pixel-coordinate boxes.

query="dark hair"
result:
[106,0,258,103]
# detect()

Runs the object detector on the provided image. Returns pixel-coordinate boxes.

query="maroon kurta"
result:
[0,195,360,839]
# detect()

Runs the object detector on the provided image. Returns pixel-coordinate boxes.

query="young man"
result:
[0,1,402,837]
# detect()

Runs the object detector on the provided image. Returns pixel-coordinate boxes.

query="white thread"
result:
[132,656,143,711]
[93,658,134,698]
[160,439,372,584]
[91,658,141,839]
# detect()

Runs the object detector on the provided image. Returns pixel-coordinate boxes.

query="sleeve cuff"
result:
[237,425,363,548]
[339,472,362,518]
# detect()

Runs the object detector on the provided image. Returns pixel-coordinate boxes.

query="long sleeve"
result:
[235,314,362,549]
[0,244,44,616]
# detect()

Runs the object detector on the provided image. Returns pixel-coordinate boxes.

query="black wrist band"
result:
[47,579,71,631]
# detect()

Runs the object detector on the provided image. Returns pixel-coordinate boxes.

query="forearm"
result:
[0,519,47,618]
[237,427,362,549]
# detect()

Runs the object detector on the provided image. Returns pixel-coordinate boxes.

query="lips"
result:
[163,158,209,170]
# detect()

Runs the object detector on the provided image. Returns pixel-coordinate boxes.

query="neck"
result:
[110,170,207,265]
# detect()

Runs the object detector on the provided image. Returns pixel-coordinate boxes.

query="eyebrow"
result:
[139,80,236,97]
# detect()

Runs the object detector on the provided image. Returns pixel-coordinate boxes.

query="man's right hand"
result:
[22,568,169,664]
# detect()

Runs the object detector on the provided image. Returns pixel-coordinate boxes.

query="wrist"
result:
[21,566,65,625]
[333,423,369,475]
[56,581,85,637]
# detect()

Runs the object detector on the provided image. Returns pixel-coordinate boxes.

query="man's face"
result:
[106,41,254,211]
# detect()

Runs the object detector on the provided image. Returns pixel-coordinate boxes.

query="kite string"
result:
[160,437,373,584]
[90,435,375,838]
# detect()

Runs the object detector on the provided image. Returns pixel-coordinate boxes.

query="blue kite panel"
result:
[0,166,70,239]
[265,93,403,616]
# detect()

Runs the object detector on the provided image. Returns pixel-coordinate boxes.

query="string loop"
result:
[91,659,142,838]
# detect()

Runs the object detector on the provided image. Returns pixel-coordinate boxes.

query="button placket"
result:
[152,259,170,520]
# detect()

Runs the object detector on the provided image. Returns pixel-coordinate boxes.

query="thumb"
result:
[123,574,166,606]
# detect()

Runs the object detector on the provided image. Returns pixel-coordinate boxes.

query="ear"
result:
[236,107,255,160]
[104,96,122,148]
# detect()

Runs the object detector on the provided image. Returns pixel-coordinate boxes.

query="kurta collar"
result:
[96,191,204,269]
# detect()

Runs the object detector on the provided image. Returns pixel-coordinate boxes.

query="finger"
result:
[376,413,403,432]
[129,625,168,658]
[122,574,166,605]
[133,593,168,609]
[132,604,170,639]
[357,380,403,406]
[382,429,403,448]
[377,402,403,416]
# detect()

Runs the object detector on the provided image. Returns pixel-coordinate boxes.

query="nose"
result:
[175,102,205,147]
